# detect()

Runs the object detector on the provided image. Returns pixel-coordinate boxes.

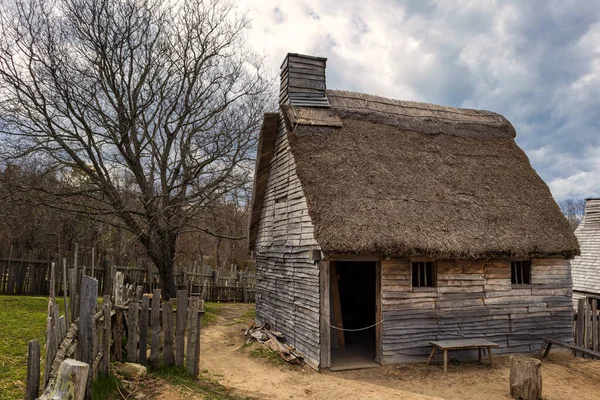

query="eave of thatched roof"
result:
[248,113,279,251]
[279,89,579,259]
[571,199,600,293]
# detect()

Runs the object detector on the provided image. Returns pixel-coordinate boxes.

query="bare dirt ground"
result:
[149,303,600,400]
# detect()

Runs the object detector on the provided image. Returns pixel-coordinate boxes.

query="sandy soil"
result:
[197,303,600,400]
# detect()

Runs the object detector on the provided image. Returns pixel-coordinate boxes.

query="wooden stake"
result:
[175,290,188,367]
[186,297,199,375]
[62,258,69,324]
[100,295,111,376]
[26,340,40,400]
[139,295,149,366]
[150,289,161,369]
[163,300,175,366]
[127,302,139,363]
[79,275,98,400]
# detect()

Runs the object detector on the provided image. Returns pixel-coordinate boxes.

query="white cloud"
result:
[239,0,600,201]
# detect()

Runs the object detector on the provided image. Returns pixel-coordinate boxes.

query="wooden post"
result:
[319,260,331,368]
[163,300,175,366]
[509,356,542,400]
[186,297,200,376]
[62,258,69,325]
[69,266,77,324]
[593,299,598,352]
[39,359,89,400]
[26,340,40,400]
[330,262,345,348]
[79,275,98,400]
[127,302,139,363]
[91,246,95,279]
[576,298,585,356]
[114,309,123,362]
[139,295,149,366]
[150,289,161,369]
[100,295,111,376]
[175,290,188,367]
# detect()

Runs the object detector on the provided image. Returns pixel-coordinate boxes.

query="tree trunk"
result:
[144,229,178,300]
[509,356,542,400]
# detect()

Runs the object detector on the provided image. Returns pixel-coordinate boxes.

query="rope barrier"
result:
[325,319,385,332]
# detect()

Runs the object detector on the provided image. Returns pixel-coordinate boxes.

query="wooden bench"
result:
[426,339,499,374]
[535,336,600,360]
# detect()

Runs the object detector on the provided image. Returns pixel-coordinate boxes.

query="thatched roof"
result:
[274,89,579,258]
[571,199,600,293]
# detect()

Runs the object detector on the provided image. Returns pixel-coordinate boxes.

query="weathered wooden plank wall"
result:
[254,114,322,369]
[381,258,574,363]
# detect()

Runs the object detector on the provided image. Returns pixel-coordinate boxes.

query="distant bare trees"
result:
[558,198,586,230]
[0,0,273,298]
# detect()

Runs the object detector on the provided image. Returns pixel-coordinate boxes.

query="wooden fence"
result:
[0,247,255,302]
[574,297,599,355]
[26,266,205,400]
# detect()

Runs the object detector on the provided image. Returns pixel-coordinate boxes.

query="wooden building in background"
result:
[249,53,580,370]
[571,198,600,305]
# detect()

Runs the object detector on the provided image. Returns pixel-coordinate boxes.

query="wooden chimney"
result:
[279,53,330,107]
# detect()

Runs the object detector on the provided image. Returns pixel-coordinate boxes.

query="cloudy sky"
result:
[239,0,600,201]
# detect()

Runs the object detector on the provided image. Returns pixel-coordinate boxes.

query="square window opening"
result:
[412,261,436,288]
[511,260,531,285]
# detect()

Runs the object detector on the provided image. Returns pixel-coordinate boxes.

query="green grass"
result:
[91,374,122,399]
[0,295,67,400]
[202,302,222,327]
[153,366,252,400]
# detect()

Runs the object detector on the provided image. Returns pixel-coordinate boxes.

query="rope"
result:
[326,319,385,332]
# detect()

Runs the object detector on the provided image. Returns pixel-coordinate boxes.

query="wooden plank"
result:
[541,336,600,359]
[62,258,69,324]
[151,289,161,369]
[163,300,175,366]
[186,297,201,376]
[430,339,500,350]
[330,262,345,348]
[26,339,40,400]
[139,295,149,366]
[100,295,111,376]
[79,275,98,400]
[113,309,123,363]
[576,298,585,355]
[175,290,188,367]
[376,260,382,364]
[593,299,598,352]
[319,260,330,369]
[44,303,56,386]
[127,302,139,363]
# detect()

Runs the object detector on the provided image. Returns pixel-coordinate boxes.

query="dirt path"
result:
[151,303,600,400]
[197,304,600,400]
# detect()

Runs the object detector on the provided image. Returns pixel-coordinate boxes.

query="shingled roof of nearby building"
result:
[571,199,600,293]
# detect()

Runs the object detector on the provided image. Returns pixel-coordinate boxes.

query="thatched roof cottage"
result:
[249,53,579,370]
[571,198,600,304]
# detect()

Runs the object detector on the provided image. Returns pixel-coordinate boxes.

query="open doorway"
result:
[330,261,378,370]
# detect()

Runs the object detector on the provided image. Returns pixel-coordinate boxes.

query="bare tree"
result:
[558,198,586,231]
[0,0,273,298]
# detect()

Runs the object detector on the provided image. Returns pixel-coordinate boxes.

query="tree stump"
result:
[39,358,89,400]
[509,356,542,400]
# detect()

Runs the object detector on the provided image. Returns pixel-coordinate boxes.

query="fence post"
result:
[175,290,188,367]
[127,302,139,363]
[26,340,40,400]
[163,300,175,366]
[576,298,585,356]
[80,275,98,400]
[150,289,161,369]
[139,295,149,366]
[100,295,111,376]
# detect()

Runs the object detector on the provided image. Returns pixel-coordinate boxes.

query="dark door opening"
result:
[330,261,378,370]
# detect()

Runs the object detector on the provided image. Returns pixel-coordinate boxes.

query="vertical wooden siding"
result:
[381,258,573,363]
[254,115,322,369]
